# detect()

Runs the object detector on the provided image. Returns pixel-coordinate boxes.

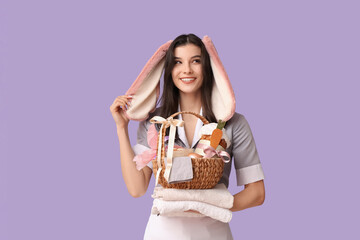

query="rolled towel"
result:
[152,183,234,209]
[151,198,232,223]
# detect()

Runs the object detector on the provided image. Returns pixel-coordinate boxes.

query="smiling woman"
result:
[109,33,265,240]
[160,34,217,125]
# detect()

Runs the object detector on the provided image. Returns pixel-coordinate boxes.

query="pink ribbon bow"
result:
[202,145,231,163]
[133,149,157,171]
[133,124,158,170]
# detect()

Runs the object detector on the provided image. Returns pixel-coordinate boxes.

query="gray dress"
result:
[132,108,265,240]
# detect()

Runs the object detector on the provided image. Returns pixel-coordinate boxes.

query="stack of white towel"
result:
[151,183,234,223]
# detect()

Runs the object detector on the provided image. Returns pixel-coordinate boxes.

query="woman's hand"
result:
[109,95,133,128]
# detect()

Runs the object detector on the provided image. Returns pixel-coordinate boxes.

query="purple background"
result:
[1,0,359,239]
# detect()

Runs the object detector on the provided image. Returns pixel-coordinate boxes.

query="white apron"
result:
[143,214,233,240]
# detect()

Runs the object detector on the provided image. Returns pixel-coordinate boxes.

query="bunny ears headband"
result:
[124,36,236,122]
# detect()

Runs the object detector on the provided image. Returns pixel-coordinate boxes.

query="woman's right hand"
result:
[109,95,133,128]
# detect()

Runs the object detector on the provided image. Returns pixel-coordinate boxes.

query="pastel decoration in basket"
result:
[194,139,225,156]
[197,143,231,163]
[149,116,184,185]
[124,36,236,122]
[167,156,194,184]
[194,122,231,162]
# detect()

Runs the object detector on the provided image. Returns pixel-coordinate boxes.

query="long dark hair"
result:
[158,34,217,123]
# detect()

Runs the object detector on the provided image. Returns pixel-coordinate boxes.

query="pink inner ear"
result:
[124,40,172,121]
[126,41,171,96]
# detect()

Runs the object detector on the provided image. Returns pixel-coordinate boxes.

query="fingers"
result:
[117,95,133,110]
[109,95,134,112]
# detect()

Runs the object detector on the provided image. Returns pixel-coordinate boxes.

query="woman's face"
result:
[171,44,203,95]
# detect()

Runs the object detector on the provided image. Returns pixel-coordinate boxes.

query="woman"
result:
[110,34,265,239]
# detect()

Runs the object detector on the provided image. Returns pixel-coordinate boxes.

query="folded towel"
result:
[151,198,233,223]
[152,183,234,209]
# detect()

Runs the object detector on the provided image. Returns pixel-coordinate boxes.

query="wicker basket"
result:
[152,111,224,189]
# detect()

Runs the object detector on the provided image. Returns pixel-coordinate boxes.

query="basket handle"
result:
[169,111,209,125]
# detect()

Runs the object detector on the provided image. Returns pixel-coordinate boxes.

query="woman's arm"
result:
[230,180,265,212]
[186,180,264,214]
[117,126,152,198]
[110,95,152,198]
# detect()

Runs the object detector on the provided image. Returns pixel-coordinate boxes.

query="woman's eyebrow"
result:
[174,55,201,59]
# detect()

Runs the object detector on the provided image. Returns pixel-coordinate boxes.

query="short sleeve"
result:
[230,113,265,186]
[132,120,153,169]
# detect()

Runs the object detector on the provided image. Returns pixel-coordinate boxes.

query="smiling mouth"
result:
[180,77,196,83]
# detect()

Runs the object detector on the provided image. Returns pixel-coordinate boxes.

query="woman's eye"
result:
[193,59,201,63]
[175,61,181,64]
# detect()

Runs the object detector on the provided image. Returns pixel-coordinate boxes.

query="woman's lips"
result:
[180,77,196,84]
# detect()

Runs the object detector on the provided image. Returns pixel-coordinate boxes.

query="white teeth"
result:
[181,78,195,82]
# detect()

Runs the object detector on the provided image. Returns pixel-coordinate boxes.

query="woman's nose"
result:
[183,62,193,74]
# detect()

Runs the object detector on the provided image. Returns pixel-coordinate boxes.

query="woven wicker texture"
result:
[152,111,225,189]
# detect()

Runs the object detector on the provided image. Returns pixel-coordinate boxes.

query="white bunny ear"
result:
[124,40,172,121]
[202,36,236,122]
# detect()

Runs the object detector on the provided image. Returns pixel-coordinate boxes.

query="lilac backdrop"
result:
[1,0,359,239]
